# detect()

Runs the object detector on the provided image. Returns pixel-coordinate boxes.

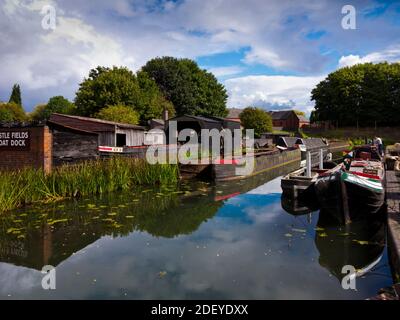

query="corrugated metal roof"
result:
[297,138,327,149]
[49,113,145,132]
[169,115,221,123]
[47,120,99,135]
[278,137,300,148]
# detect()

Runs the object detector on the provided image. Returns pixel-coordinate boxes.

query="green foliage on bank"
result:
[0,158,179,213]
[311,62,400,127]
[239,107,273,138]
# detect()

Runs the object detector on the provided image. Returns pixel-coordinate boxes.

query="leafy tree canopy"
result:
[0,102,26,122]
[141,57,228,117]
[96,105,140,125]
[30,96,76,121]
[74,66,174,124]
[239,107,273,138]
[311,62,400,126]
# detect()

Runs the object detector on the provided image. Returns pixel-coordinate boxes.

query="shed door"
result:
[116,133,126,147]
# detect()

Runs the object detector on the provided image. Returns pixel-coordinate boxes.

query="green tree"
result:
[141,57,228,117]
[74,66,174,124]
[239,107,272,138]
[8,84,22,106]
[311,62,400,127]
[0,102,26,122]
[96,105,140,125]
[135,71,175,122]
[30,96,76,121]
[29,104,47,121]
[294,110,306,117]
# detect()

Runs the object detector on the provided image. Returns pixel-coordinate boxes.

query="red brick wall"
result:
[0,126,52,172]
[273,114,300,130]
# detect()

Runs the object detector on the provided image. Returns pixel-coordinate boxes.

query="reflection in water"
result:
[0,163,393,299]
[0,187,223,270]
[281,195,315,216]
[315,210,386,282]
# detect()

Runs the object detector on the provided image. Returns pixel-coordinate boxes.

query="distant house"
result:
[226,108,243,123]
[270,110,309,131]
[49,113,145,147]
[227,108,309,131]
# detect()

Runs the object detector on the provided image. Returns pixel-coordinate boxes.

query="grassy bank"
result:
[0,158,179,213]
[304,127,399,146]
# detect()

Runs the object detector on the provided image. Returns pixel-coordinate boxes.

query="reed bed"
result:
[0,158,179,213]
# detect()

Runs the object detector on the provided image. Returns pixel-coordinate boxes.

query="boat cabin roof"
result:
[353,145,382,161]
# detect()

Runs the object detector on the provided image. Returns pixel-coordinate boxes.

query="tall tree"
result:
[311,62,400,127]
[141,57,228,117]
[74,66,174,124]
[239,107,272,138]
[8,84,22,106]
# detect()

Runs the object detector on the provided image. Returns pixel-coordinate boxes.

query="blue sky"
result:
[0,0,399,115]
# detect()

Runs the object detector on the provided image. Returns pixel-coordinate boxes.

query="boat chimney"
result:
[163,108,169,122]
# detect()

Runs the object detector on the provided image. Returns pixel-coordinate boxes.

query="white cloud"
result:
[206,66,244,77]
[338,45,400,68]
[243,47,289,69]
[0,0,131,102]
[1,0,400,110]
[225,74,325,113]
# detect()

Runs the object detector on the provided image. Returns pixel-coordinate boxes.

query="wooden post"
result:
[340,178,351,224]
[306,151,312,178]
[319,148,324,169]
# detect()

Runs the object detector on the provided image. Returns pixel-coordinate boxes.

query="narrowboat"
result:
[314,146,385,224]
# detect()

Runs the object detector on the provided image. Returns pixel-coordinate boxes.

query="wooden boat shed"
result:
[49,113,145,147]
[165,115,241,143]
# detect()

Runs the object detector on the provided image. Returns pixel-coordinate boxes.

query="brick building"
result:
[0,114,147,172]
[270,110,309,131]
[226,108,309,131]
[0,125,52,172]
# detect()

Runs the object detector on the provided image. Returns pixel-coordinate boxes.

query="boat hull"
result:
[314,169,385,224]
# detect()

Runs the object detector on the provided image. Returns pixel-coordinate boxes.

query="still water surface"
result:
[0,166,393,299]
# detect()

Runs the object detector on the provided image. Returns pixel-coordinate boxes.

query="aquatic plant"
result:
[0,158,178,213]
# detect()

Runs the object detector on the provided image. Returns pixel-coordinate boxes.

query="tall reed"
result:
[0,158,178,213]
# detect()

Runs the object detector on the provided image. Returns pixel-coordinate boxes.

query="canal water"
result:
[0,165,393,299]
